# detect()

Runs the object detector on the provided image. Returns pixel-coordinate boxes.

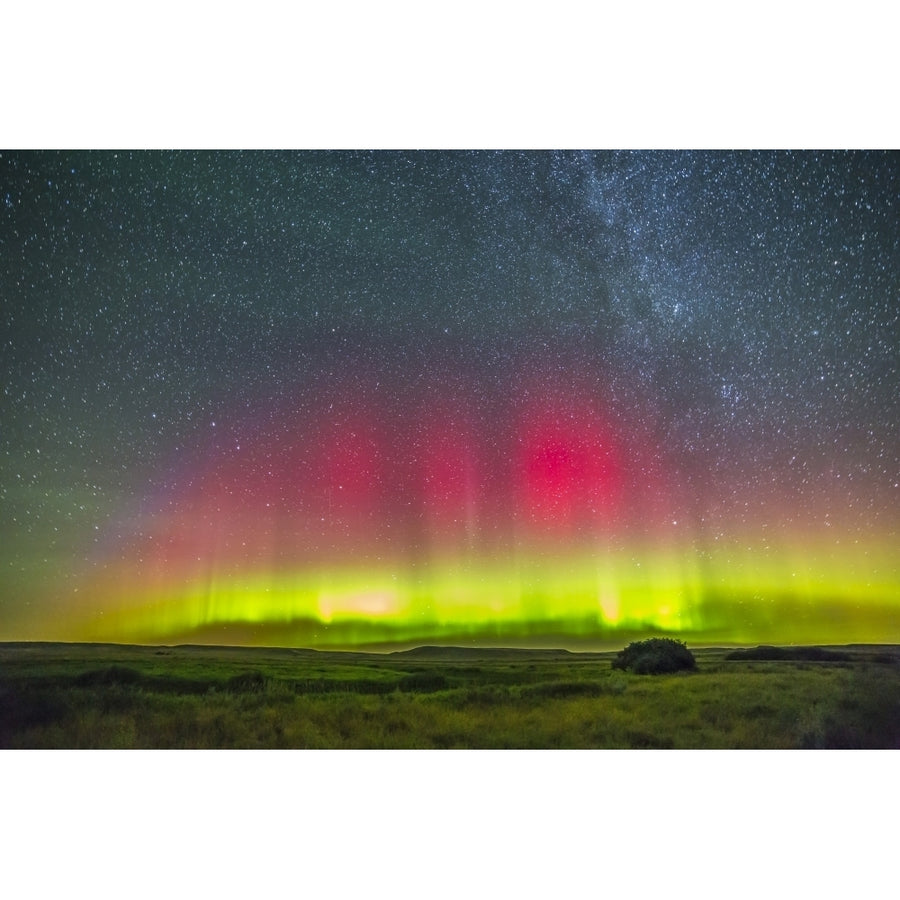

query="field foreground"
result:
[2,642,899,749]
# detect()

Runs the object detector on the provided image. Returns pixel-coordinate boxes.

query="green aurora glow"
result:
[47,533,898,648]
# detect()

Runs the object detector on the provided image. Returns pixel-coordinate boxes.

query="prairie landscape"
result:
[2,641,898,749]
[3,152,898,754]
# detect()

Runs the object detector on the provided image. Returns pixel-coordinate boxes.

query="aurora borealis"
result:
[2,150,898,648]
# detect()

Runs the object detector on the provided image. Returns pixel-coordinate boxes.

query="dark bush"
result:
[725,646,851,662]
[612,639,696,675]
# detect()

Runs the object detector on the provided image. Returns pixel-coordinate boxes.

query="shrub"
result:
[612,639,696,675]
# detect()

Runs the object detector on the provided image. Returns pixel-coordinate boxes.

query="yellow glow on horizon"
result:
[57,530,898,647]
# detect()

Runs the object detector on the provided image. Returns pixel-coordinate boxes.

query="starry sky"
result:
[1,149,897,648]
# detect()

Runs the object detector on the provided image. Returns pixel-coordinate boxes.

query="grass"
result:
[1,642,898,749]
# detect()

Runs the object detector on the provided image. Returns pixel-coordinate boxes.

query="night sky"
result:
[2,150,898,647]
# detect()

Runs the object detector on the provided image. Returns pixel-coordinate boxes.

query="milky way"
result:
[1,150,897,647]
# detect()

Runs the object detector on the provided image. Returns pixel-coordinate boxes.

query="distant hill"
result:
[389,645,579,661]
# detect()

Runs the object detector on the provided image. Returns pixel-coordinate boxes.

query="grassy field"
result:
[2,641,898,748]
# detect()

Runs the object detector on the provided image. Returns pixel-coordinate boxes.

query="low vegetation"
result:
[1,642,897,749]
